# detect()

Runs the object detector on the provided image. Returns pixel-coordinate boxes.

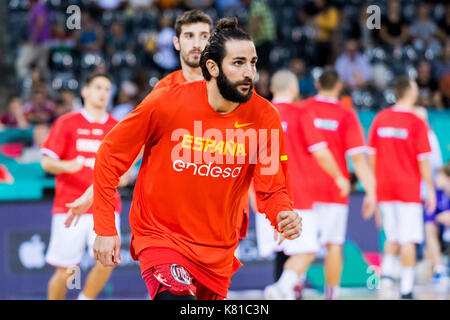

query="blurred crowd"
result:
[0,0,449,162]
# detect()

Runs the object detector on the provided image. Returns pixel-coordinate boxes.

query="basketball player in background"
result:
[368,76,436,299]
[290,68,377,300]
[258,69,353,300]
[41,73,122,300]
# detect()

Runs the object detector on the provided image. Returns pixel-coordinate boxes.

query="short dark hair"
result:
[200,17,252,81]
[174,10,213,38]
[84,72,112,86]
[393,76,413,100]
[318,67,340,90]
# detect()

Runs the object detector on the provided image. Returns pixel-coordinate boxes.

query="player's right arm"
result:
[300,109,350,197]
[93,90,165,267]
[41,156,83,175]
[312,148,350,197]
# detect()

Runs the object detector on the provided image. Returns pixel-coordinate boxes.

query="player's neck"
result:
[272,94,294,104]
[83,104,107,123]
[181,64,203,82]
[394,99,414,110]
[317,90,339,99]
[206,81,240,114]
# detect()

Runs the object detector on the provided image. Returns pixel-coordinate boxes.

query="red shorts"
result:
[142,264,226,300]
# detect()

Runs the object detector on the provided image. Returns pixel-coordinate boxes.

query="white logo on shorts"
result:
[170,264,192,285]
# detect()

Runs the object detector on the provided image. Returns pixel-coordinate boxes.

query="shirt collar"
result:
[314,94,339,104]
[81,108,109,124]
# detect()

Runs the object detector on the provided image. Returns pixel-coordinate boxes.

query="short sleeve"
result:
[344,110,366,155]
[298,110,327,153]
[41,117,69,159]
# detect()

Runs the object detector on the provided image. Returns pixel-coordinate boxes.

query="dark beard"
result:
[181,52,200,68]
[216,69,253,103]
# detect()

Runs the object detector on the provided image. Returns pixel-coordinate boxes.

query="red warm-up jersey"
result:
[154,69,250,240]
[273,100,328,210]
[93,81,293,296]
[153,70,187,91]
[300,95,366,204]
[368,106,432,203]
[41,110,121,214]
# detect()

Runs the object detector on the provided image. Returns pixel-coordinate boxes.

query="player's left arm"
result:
[419,158,436,214]
[416,120,436,215]
[346,111,377,219]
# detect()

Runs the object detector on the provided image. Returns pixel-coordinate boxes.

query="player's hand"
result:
[64,185,94,228]
[362,192,377,220]
[64,159,83,173]
[93,235,121,267]
[274,229,285,246]
[335,175,351,198]
[425,190,437,216]
[276,211,302,244]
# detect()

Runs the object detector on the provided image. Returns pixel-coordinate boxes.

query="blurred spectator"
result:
[183,0,214,10]
[106,21,134,57]
[379,0,409,48]
[416,60,442,109]
[18,122,49,164]
[309,0,340,67]
[61,90,82,112]
[89,0,128,11]
[431,39,450,85]
[154,13,178,72]
[74,11,104,53]
[132,69,152,101]
[335,38,374,90]
[216,0,241,16]
[112,81,139,121]
[15,0,51,80]
[158,0,182,11]
[440,72,450,109]
[49,21,76,52]
[289,58,316,99]
[241,0,277,71]
[409,3,440,52]
[437,3,450,43]
[54,90,78,118]
[343,2,374,51]
[1,95,29,129]
[23,85,56,125]
[254,69,272,100]
[127,0,155,11]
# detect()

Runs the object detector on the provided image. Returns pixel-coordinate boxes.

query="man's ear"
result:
[173,36,180,51]
[81,86,88,100]
[206,59,219,78]
[314,80,320,91]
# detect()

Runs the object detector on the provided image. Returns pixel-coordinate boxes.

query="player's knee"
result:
[326,243,342,253]
[54,267,73,280]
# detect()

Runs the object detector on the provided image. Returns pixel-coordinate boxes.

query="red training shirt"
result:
[93,81,293,296]
[368,106,431,203]
[41,110,121,214]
